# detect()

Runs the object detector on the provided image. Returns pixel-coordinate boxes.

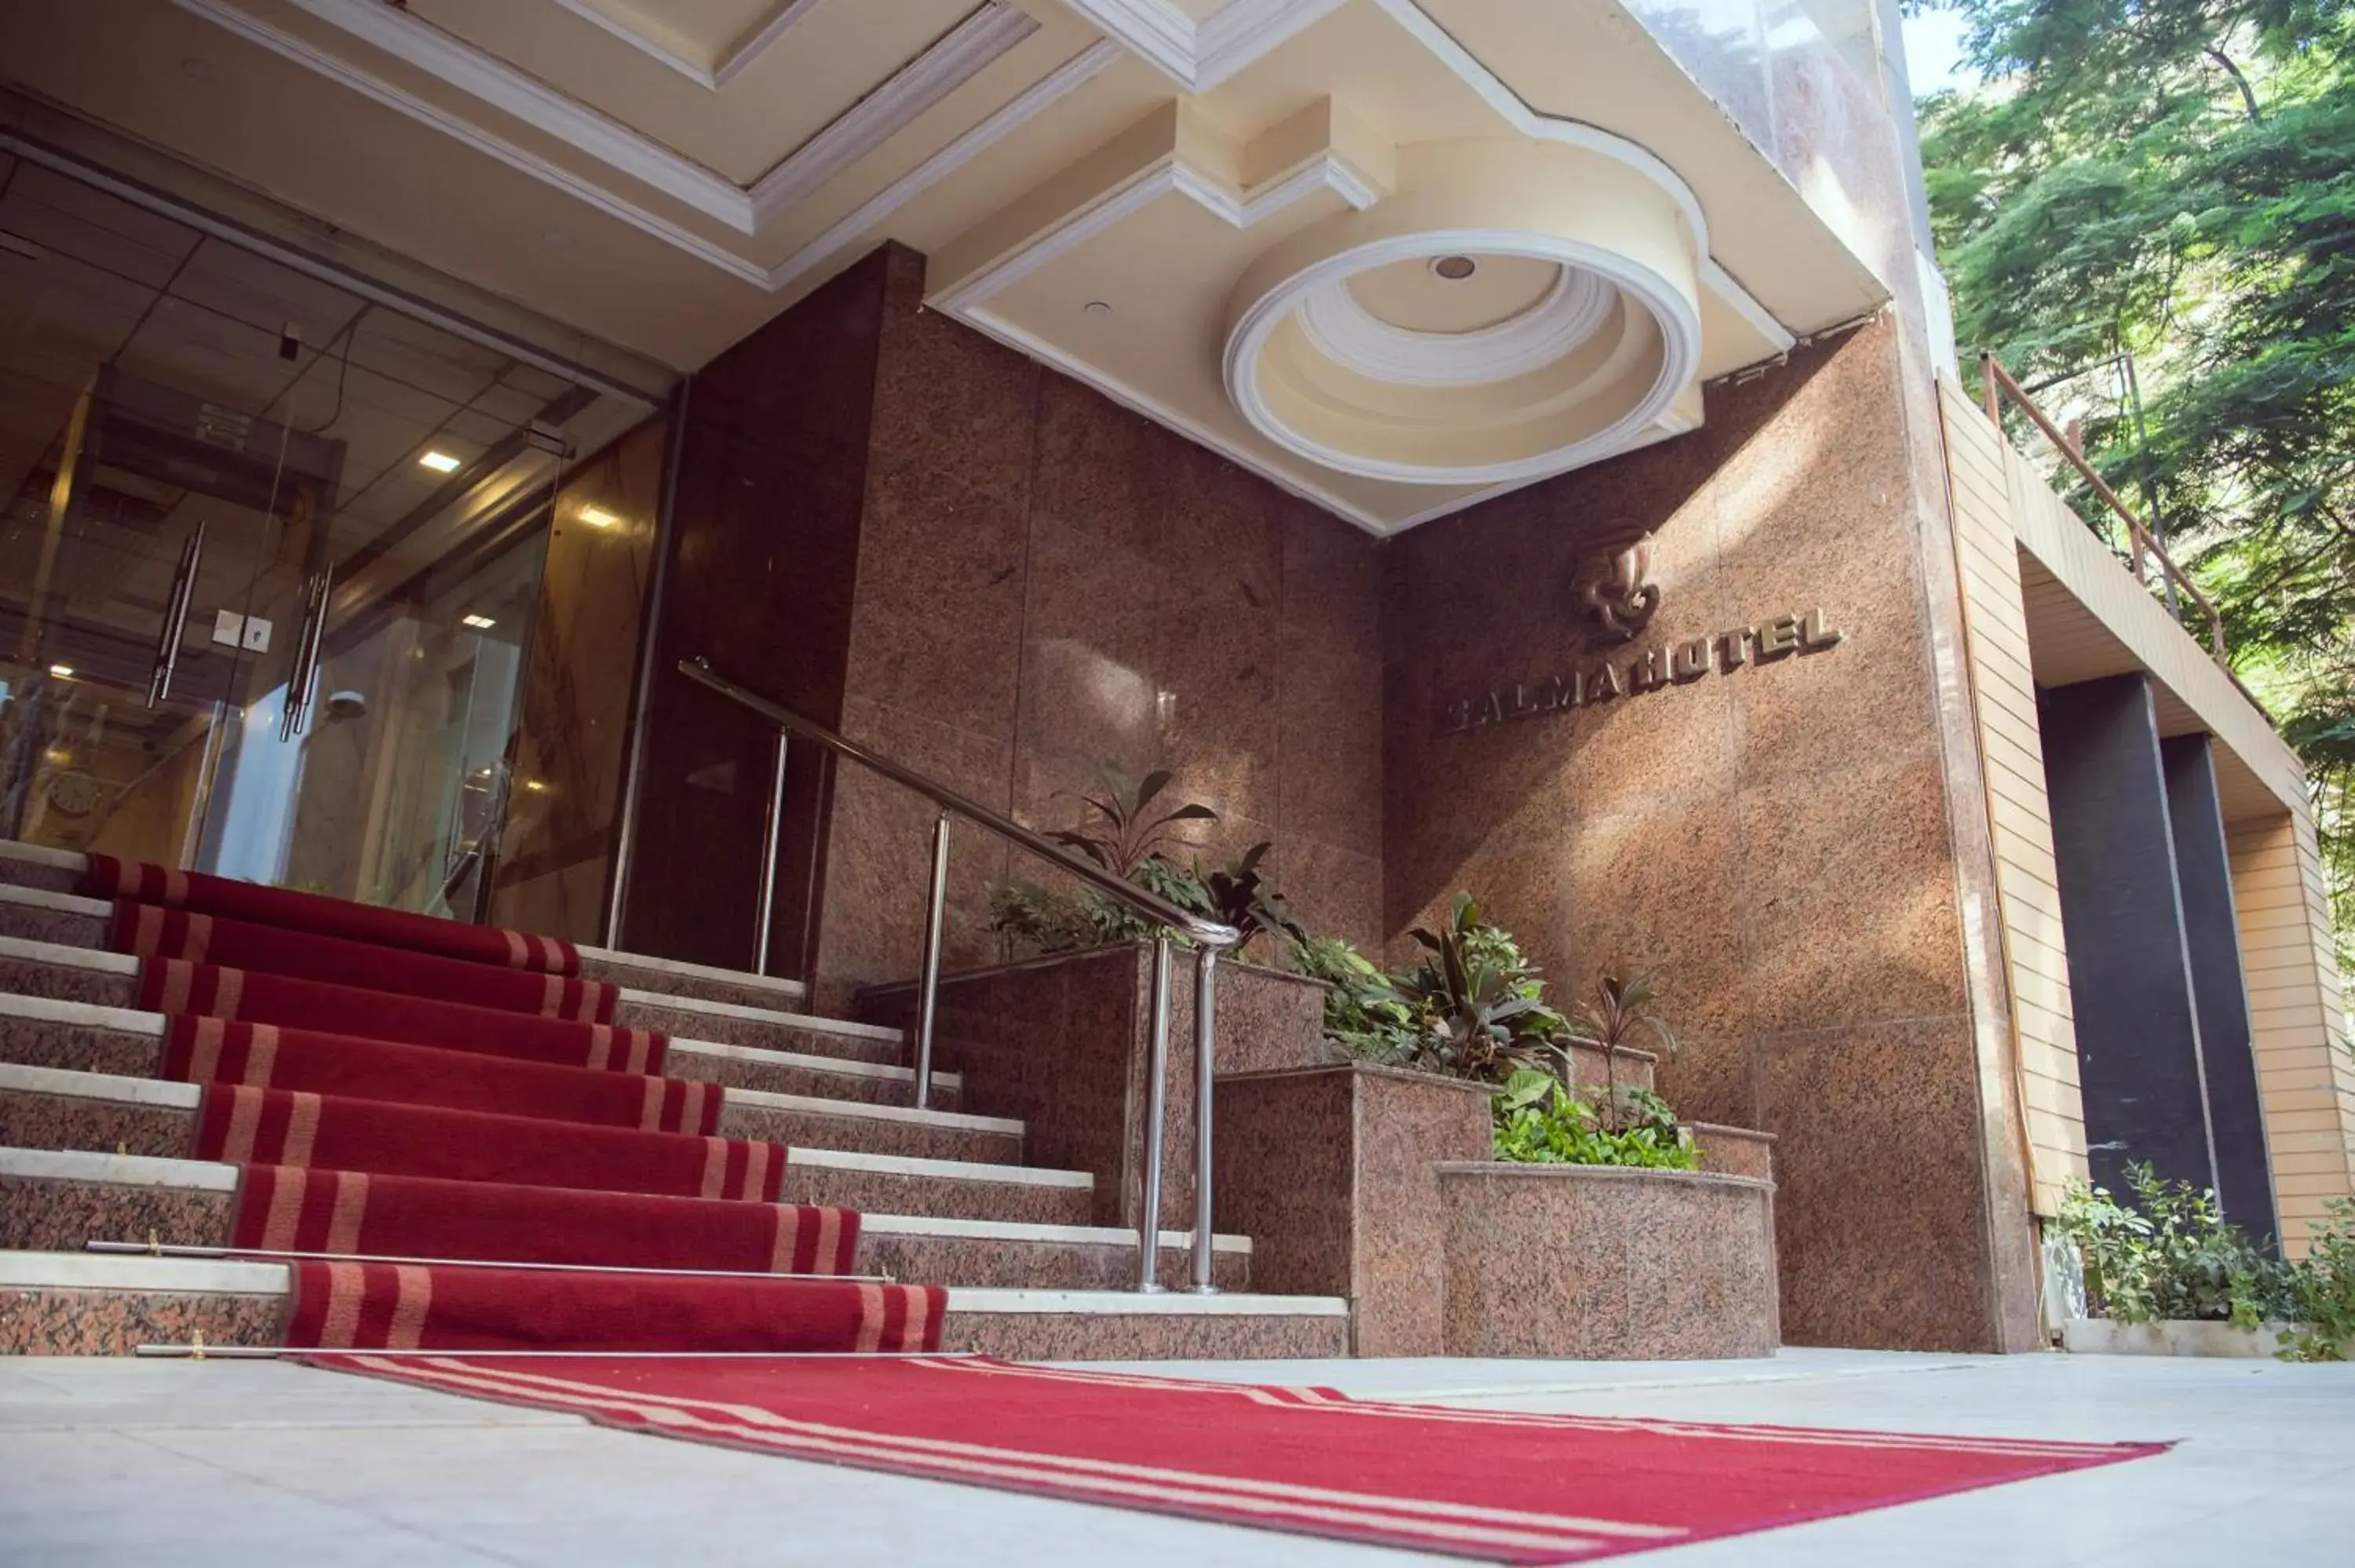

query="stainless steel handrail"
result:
[677,656,1239,1294]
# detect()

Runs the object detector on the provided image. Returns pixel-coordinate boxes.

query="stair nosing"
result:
[860,1212,1251,1253]
[0,884,108,918]
[0,842,86,871]
[0,1062,199,1107]
[725,1088,1019,1135]
[0,1146,238,1190]
[617,989,902,1041]
[941,1288,1347,1316]
[0,1249,288,1294]
[667,1037,957,1089]
[0,992,166,1035]
[0,933,137,974]
[783,1147,1090,1188]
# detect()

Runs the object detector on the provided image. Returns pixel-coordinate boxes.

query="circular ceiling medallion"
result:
[1297,264,1614,388]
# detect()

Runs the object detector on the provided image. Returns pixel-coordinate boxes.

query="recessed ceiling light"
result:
[579,506,620,529]
[523,779,550,793]
[1431,255,1477,280]
[47,664,73,679]
[461,613,496,629]
[1083,301,1112,319]
[419,450,462,473]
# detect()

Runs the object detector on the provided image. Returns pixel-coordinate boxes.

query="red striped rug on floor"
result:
[289,1264,942,1352]
[140,960,666,1072]
[317,1355,2167,1563]
[233,1165,855,1274]
[166,1018,721,1134]
[80,854,575,973]
[114,903,616,1021]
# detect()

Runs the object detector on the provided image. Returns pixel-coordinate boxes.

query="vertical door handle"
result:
[145,521,206,709]
[278,566,333,741]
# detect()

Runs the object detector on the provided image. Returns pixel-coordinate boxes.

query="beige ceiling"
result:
[0,0,1893,533]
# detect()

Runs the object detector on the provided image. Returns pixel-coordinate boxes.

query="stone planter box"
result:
[2060,1318,2309,1358]
[1435,1163,1780,1359]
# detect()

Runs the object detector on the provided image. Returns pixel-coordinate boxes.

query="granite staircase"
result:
[0,841,1347,1359]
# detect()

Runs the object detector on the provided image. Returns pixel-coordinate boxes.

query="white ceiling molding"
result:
[746,4,1041,228]
[1367,0,1795,354]
[1061,0,1350,91]
[934,148,1379,315]
[546,0,825,93]
[171,0,773,283]
[1296,266,1615,388]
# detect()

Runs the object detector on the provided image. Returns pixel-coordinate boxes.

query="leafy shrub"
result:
[1294,934,1419,1063]
[2280,1199,2355,1362]
[2051,1164,2298,1329]
[1389,893,1570,1082]
[1492,1068,1698,1169]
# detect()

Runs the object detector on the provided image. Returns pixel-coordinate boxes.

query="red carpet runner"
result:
[318,1355,2167,1563]
[68,856,944,1357]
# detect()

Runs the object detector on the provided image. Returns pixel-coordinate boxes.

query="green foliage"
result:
[2280,1198,2355,1361]
[1919,0,2355,968]
[1491,1068,1699,1169]
[1190,842,1305,955]
[1293,934,1420,1063]
[2050,1163,2298,1328]
[1044,766,1215,881]
[1390,893,1571,1083]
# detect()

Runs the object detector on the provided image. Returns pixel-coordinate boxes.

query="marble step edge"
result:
[0,1146,1243,1254]
[0,849,811,1008]
[0,990,958,1096]
[0,1252,1331,1314]
[0,1060,1014,1140]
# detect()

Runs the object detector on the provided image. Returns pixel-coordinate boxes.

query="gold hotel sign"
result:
[1440,608,1845,735]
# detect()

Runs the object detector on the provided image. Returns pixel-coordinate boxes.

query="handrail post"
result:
[1190,943,1221,1294]
[753,729,788,976]
[911,811,951,1111]
[1137,935,1174,1293]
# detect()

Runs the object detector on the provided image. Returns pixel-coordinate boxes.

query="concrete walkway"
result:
[3,1348,2350,1564]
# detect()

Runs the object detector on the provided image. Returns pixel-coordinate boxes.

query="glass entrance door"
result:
[0,153,653,917]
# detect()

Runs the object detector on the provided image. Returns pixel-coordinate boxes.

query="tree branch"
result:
[2205,48,2263,123]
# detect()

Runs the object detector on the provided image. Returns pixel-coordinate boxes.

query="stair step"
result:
[0,884,108,949]
[613,990,907,1067]
[665,1037,959,1111]
[0,841,82,895]
[0,935,140,1012]
[0,1251,1340,1358]
[0,992,957,1114]
[779,1148,1095,1225]
[0,843,819,1016]
[718,1088,1023,1166]
[0,1147,1246,1289]
[0,1063,199,1158]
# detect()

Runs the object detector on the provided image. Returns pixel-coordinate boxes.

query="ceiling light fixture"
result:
[1431,255,1478,280]
[579,506,620,529]
[1083,301,1113,319]
[419,450,462,473]
[461,614,496,629]
[47,664,74,679]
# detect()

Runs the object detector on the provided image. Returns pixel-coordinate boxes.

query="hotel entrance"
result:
[0,153,659,928]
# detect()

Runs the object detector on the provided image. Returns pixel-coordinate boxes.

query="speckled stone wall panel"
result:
[0,1016,161,1078]
[806,246,1388,1005]
[0,956,136,1010]
[777,1165,1094,1227]
[1436,1164,1778,1359]
[1383,319,2037,1351]
[0,857,80,893]
[938,1309,1348,1361]
[0,1176,234,1253]
[1215,1063,1492,1356]
[578,957,812,1013]
[1690,1122,1776,1182]
[0,1286,287,1355]
[1208,964,1331,1074]
[0,1088,193,1158]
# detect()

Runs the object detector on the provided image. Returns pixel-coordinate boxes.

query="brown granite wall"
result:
[619,250,889,972]
[1382,317,2041,1353]
[807,245,1386,1005]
